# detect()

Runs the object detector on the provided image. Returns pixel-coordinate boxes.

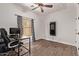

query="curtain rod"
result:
[15,14,33,20]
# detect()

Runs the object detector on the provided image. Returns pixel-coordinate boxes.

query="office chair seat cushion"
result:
[8,40,19,48]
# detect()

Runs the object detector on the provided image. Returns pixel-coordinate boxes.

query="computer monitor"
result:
[9,28,20,34]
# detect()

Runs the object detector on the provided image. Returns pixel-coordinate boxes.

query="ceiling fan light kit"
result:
[32,3,53,13]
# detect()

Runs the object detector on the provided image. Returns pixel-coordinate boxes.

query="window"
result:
[22,17,32,36]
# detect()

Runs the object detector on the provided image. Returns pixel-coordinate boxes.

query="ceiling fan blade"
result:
[40,7,44,12]
[44,5,53,8]
[32,7,39,10]
[34,3,43,6]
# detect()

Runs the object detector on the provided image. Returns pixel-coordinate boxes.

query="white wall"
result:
[0,3,30,34]
[45,4,76,45]
[0,3,18,34]
[76,4,79,46]
[0,3,40,40]
[35,14,47,39]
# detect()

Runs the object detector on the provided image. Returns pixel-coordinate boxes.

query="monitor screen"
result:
[9,28,20,34]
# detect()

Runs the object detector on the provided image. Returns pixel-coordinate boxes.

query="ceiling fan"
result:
[31,3,53,12]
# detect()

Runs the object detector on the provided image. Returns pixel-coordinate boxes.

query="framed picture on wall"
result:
[50,22,56,36]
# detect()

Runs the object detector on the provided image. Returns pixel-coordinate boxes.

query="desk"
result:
[17,37,31,56]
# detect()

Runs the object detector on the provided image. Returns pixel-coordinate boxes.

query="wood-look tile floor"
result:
[31,39,78,56]
[0,39,78,56]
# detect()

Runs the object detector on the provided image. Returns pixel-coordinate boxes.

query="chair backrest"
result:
[0,28,10,46]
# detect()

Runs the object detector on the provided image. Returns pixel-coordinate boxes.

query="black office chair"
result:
[0,28,23,55]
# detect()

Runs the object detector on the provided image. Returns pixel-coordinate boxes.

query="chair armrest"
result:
[8,40,19,48]
[9,38,16,41]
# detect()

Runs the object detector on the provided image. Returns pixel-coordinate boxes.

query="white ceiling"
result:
[24,3,66,12]
[14,3,69,14]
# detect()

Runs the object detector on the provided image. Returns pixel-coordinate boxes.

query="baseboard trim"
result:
[44,39,75,46]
